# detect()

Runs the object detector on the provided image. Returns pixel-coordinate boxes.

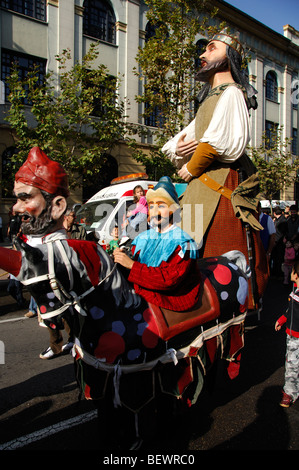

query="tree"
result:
[248,126,299,205]
[3,43,126,191]
[128,0,223,180]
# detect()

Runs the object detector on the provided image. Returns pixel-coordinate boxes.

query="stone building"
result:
[0,0,298,229]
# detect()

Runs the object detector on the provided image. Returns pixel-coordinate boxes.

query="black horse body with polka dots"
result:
[14,236,249,414]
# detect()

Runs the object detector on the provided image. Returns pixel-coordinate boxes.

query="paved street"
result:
[0,272,298,454]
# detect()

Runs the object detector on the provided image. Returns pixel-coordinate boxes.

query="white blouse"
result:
[162,86,250,164]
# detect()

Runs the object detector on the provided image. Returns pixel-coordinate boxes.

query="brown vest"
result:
[180,83,245,244]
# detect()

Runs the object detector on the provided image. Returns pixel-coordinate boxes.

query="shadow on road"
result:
[0,277,297,451]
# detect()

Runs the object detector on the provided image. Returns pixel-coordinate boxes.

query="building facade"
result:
[0,0,299,229]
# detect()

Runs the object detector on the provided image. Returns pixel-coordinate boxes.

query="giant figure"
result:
[162,30,268,310]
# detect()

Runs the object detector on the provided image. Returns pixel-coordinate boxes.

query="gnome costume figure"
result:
[113,176,201,311]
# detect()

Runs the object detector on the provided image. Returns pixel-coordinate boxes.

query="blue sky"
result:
[224,0,299,35]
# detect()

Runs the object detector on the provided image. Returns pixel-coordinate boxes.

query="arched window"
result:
[195,39,208,70]
[266,71,278,102]
[83,0,116,45]
[145,21,156,42]
[143,22,165,128]
[292,78,298,109]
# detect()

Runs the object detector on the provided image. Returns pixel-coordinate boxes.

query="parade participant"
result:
[113,176,200,311]
[163,29,268,310]
[275,260,299,407]
[63,208,87,240]
[122,185,148,239]
[272,206,288,276]
[286,205,299,241]
[106,225,120,255]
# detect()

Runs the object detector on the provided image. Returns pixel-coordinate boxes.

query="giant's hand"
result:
[113,248,134,270]
[178,164,193,182]
[176,133,198,158]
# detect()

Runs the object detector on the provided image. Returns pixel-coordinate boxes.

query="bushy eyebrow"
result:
[149,200,168,204]
[13,191,31,199]
[206,41,216,50]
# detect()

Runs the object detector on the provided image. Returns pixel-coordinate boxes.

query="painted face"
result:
[13,181,54,235]
[148,196,174,232]
[200,40,227,65]
[13,181,47,218]
[196,40,229,82]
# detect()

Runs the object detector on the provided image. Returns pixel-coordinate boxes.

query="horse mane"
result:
[90,243,143,311]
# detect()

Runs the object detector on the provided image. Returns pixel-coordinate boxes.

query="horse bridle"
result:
[21,239,117,320]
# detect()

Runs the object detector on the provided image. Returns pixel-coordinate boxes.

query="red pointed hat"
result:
[15,147,69,197]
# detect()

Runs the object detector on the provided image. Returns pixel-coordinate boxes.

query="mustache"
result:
[195,57,229,82]
[20,204,55,235]
[149,213,174,225]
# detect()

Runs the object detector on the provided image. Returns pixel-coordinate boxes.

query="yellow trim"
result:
[198,173,232,200]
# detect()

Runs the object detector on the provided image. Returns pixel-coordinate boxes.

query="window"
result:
[145,20,168,42]
[292,128,298,156]
[292,78,298,109]
[143,22,166,128]
[265,120,278,150]
[84,72,117,118]
[195,39,208,70]
[144,100,164,127]
[145,21,157,42]
[83,0,116,44]
[266,71,278,102]
[0,0,46,21]
[1,49,46,103]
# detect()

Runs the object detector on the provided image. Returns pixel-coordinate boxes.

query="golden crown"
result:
[210,29,244,58]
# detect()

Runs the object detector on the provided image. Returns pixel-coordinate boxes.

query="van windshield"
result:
[76,199,119,231]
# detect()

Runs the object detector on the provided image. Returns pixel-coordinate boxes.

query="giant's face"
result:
[196,40,229,82]
[148,196,175,232]
[13,181,54,235]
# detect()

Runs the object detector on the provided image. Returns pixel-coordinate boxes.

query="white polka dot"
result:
[221,291,229,300]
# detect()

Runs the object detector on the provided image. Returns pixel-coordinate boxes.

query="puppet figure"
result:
[162,29,268,311]
[114,176,201,311]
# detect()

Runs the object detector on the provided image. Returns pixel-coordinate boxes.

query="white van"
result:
[76,173,187,247]
[260,199,296,210]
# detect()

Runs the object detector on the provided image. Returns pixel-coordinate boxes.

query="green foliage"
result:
[131,146,178,181]
[248,126,299,203]
[4,43,126,190]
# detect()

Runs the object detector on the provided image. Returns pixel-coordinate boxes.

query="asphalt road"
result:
[0,274,298,457]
